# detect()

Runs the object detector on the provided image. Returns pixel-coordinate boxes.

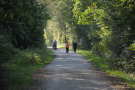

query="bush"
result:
[128,43,135,51]
[3,48,54,89]
[0,35,15,64]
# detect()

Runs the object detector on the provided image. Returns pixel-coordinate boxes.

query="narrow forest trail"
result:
[29,49,115,90]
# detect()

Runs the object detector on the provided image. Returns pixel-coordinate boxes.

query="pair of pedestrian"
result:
[65,41,77,53]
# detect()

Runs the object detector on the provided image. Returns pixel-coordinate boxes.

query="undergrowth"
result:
[2,48,54,90]
[78,50,135,88]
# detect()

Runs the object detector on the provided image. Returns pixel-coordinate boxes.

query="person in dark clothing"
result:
[52,40,57,50]
[65,41,70,53]
[72,41,77,53]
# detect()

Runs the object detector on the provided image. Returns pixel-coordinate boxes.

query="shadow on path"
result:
[28,49,131,90]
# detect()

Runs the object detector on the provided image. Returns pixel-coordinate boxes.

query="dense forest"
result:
[0,0,51,89]
[0,0,49,63]
[72,0,135,72]
[0,0,135,89]
[45,0,135,72]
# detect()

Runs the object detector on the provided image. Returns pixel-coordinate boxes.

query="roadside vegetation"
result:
[45,0,135,74]
[1,0,135,89]
[2,48,54,89]
[79,50,135,88]
[0,0,52,89]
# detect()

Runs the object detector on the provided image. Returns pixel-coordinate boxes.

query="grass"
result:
[2,48,54,90]
[78,50,135,88]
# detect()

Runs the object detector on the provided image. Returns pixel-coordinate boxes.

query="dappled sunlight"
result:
[30,49,114,90]
[1,0,135,89]
[33,70,113,90]
[29,48,135,90]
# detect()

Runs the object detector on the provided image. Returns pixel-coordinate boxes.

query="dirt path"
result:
[29,49,115,90]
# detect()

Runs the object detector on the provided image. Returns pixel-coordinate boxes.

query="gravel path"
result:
[29,49,114,90]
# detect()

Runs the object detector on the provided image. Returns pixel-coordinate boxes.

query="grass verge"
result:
[78,50,135,88]
[2,48,54,90]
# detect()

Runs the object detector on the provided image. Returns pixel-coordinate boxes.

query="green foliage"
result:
[79,50,135,88]
[0,35,15,63]
[0,0,50,89]
[128,43,135,51]
[3,48,54,89]
[45,0,74,44]
[78,50,109,70]
[0,0,49,48]
[0,0,49,64]
[71,0,135,72]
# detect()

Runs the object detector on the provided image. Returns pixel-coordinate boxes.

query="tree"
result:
[0,0,49,63]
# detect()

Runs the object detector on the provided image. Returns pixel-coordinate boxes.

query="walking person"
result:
[65,41,70,53]
[52,40,57,50]
[72,41,77,53]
